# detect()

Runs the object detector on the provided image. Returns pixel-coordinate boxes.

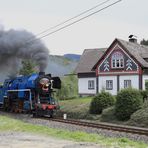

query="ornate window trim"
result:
[111,51,124,69]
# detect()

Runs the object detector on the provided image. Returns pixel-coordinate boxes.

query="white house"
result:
[75,38,148,96]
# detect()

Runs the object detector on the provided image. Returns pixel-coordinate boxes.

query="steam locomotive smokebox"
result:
[39,72,45,75]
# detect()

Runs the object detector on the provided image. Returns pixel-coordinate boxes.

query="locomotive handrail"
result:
[7,89,31,92]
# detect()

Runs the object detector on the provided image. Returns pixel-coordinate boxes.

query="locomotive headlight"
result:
[45,84,49,87]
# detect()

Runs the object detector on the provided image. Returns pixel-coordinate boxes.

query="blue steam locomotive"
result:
[0,72,61,117]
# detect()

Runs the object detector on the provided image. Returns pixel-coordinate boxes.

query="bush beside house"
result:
[89,91,115,114]
[115,88,143,121]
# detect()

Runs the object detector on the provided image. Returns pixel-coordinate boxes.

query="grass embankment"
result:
[59,97,110,120]
[0,115,147,148]
[58,97,148,127]
[58,97,117,121]
[58,97,99,119]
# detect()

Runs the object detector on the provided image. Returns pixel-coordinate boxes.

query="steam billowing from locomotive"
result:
[0,27,49,78]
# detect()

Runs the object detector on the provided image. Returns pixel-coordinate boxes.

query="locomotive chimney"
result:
[39,72,45,75]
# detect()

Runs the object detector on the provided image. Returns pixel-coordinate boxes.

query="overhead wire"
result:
[34,0,111,37]
[27,0,122,44]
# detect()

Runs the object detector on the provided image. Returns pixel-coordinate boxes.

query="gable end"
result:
[94,39,142,75]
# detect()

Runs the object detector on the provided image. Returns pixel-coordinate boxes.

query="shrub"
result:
[101,106,117,122]
[142,99,148,108]
[115,88,143,121]
[55,75,78,100]
[140,90,148,102]
[129,107,148,127]
[89,91,115,114]
[145,81,148,90]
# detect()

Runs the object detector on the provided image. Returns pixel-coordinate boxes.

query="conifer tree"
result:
[19,60,37,75]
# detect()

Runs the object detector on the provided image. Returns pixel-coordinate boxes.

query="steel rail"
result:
[51,118,148,136]
[0,110,147,136]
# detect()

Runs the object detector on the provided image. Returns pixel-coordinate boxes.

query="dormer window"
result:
[111,51,124,68]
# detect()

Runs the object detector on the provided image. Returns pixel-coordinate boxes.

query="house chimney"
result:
[128,35,137,43]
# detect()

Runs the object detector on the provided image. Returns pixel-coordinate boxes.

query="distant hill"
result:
[64,54,81,61]
[0,54,80,82]
[45,54,80,77]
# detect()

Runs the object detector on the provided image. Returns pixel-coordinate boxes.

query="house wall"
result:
[98,75,140,95]
[78,77,96,95]
[119,75,139,90]
[98,76,117,95]
[77,40,147,96]
[142,75,148,90]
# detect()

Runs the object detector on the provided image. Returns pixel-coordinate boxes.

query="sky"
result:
[0,0,148,55]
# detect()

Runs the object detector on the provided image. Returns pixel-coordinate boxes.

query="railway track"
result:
[51,118,148,136]
[0,111,148,137]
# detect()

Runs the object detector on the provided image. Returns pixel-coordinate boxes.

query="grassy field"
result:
[58,97,110,120]
[0,115,148,148]
[58,97,99,119]
[59,97,91,112]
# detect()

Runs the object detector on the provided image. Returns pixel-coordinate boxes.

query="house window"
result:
[88,80,95,89]
[106,80,113,90]
[124,80,131,88]
[111,51,124,68]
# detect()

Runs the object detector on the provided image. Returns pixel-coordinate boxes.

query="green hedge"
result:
[89,91,115,114]
[115,88,143,121]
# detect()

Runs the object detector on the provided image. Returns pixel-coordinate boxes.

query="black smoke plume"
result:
[0,28,49,79]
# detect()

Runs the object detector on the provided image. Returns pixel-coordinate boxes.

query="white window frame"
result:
[124,80,131,88]
[106,80,113,90]
[111,51,124,68]
[88,80,95,90]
